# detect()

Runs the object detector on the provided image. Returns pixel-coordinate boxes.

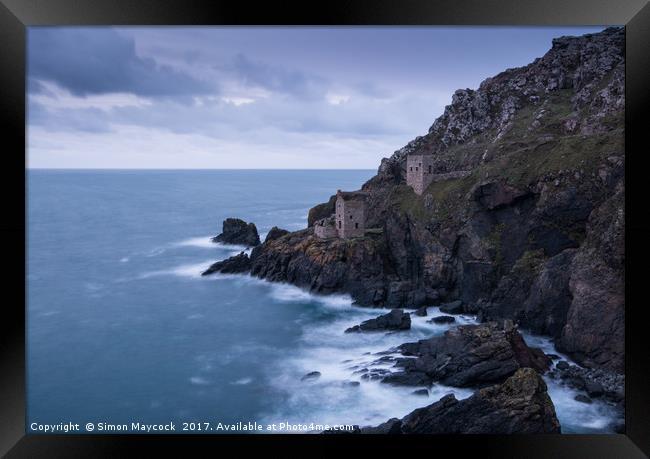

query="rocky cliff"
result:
[206,28,625,373]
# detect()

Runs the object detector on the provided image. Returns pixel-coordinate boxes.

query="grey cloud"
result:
[28,28,215,97]
[222,53,329,99]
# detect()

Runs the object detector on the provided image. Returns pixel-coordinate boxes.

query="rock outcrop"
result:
[345,309,411,333]
[202,252,251,275]
[358,369,561,434]
[212,218,260,247]
[381,321,551,387]
[264,226,289,243]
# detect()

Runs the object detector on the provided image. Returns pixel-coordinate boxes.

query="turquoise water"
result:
[27,169,617,433]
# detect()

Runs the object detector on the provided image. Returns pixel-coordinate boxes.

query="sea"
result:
[26,169,619,434]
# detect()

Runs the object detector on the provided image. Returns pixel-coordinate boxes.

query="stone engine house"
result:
[314,190,367,239]
[406,154,435,195]
[335,190,367,238]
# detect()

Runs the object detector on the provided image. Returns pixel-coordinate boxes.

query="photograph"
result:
[26,25,625,435]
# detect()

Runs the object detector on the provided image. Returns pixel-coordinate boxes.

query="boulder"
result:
[345,309,411,333]
[556,361,570,370]
[301,371,321,382]
[201,252,251,275]
[362,369,560,434]
[439,300,464,314]
[585,380,605,398]
[381,321,551,387]
[574,394,592,404]
[429,315,456,324]
[414,306,428,317]
[212,218,260,246]
[264,226,289,243]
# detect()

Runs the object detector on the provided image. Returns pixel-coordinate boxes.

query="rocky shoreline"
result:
[201,28,625,434]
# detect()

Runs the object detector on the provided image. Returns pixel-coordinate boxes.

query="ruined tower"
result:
[335,190,367,238]
[406,154,435,195]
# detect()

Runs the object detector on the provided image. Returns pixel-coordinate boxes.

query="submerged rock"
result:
[359,369,560,434]
[212,218,260,247]
[381,321,551,387]
[414,306,428,317]
[429,315,456,324]
[301,371,321,382]
[345,309,411,333]
[202,252,251,275]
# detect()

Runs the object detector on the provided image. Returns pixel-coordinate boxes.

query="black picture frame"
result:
[2,0,649,456]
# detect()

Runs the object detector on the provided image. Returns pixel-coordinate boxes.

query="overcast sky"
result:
[27,26,605,169]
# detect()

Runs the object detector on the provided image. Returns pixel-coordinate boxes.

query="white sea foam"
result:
[258,312,473,430]
[545,377,617,432]
[519,331,619,433]
[190,376,210,386]
[139,259,216,279]
[173,236,216,249]
[120,257,129,263]
[268,283,353,308]
[231,377,253,385]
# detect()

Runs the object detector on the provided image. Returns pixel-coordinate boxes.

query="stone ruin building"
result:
[314,190,367,239]
[406,154,435,195]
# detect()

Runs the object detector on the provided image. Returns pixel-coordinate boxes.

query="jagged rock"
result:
[585,380,605,398]
[345,309,411,333]
[362,369,560,434]
[412,389,429,397]
[414,306,428,317]
[307,195,336,227]
[574,394,592,404]
[381,321,551,387]
[439,300,464,314]
[429,315,456,324]
[264,226,289,243]
[557,184,624,372]
[212,218,260,246]
[556,361,570,370]
[301,371,321,382]
[201,252,251,275]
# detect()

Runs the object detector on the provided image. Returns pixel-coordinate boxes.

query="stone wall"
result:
[314,216,338,238]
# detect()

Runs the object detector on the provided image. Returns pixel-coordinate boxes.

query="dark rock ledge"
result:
[325,368,560,434]
[345,309,411,333]
[202,252,251,275]
[380,321,551,387]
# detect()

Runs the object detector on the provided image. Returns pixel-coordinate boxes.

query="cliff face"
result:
[220,28,625,372]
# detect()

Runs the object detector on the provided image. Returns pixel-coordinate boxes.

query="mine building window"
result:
[419,163,421,167]
[410,167,413,171]
[355,223,359,229]
[338,221,341,228]
[415,167,418,171]
[350,215,353,219]
[428,165,432,173]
